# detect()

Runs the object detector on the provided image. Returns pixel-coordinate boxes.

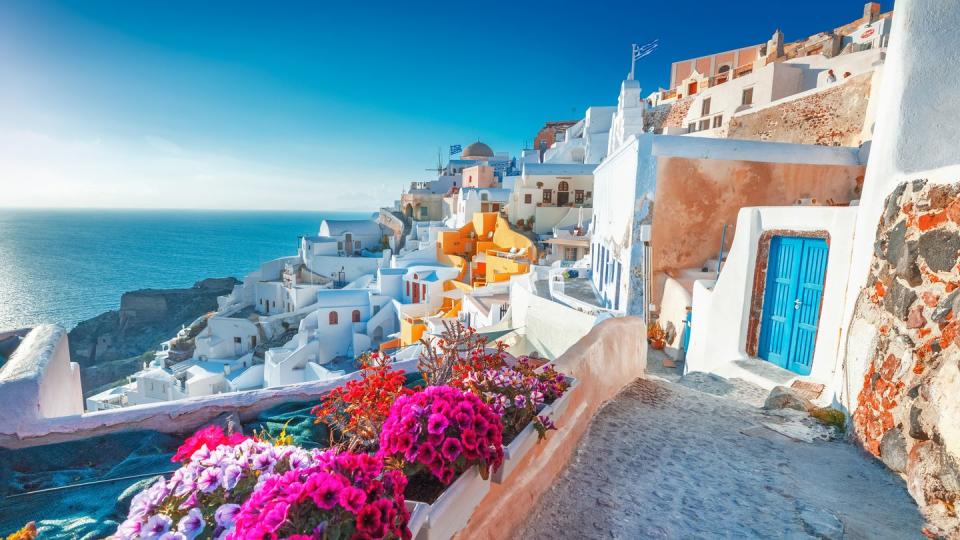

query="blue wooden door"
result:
[758,236,828,375]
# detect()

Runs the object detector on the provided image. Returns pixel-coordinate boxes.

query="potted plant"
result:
[378,386,504,540]
[648,321,667,350]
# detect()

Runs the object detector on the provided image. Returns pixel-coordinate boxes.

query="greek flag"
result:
[633,39,659,61]
[449,144,462,156]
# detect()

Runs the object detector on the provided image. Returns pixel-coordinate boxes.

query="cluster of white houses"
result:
[34,0,896,413]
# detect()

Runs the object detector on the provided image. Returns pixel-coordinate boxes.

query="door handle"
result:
[794,298,802,310]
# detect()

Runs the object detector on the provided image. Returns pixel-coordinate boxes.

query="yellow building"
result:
[437,212,537,289]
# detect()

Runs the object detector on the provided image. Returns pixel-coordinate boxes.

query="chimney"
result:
[863,2,881,24]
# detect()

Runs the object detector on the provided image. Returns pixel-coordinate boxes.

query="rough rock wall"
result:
[728,72,873,146]
[643,98,693,134]
[850,179,960,536]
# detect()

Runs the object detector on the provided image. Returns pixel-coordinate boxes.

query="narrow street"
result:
[517,371,926,539]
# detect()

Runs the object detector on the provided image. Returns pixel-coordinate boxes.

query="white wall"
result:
[686,205,858,399]
[0,326,84,422]
[194,317,259,360]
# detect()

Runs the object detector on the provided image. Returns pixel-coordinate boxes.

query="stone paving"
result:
[516,377,927,539]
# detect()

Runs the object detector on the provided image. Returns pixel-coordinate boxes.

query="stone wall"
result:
[643,97,693,134]
[727,72,873,147]
[850,179,960,536]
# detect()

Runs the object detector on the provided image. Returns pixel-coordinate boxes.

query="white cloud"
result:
[0,129,397,211]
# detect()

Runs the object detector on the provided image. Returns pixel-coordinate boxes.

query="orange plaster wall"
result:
[649,156,865,303]
[458,317,648,540]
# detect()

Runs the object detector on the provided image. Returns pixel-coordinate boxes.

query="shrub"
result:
[228,451,410,540]
[378,385,504,484]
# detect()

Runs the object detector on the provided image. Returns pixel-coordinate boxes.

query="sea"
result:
[0,208,372,331]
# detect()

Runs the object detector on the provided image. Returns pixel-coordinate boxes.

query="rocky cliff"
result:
[68,277,239,393]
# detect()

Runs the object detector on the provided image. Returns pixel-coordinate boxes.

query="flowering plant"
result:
[118,437,317,540]
[513,357,572,404]
[228,451,410,540]
[417,322,507,387]
[378,385,503,485]
[457,365,553,442]
[171,424,252,463]
[312,352,414,451]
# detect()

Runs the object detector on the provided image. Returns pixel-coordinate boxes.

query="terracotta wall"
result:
[649,156,865,302]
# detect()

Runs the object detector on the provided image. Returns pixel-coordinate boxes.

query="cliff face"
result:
[68,277,239,392]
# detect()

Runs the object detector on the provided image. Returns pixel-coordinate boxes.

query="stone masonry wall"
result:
[728,72,873,147]
[644,97,693,134]
[850,179,960,536]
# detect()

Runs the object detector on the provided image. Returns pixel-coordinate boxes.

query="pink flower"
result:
[309,475,343,510]
[356,504,382,535]
[338,486,367,513]
[427,413,449,435]
[441,438,462,461]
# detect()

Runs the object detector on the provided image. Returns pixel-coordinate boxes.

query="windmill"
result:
[425,147,444,175]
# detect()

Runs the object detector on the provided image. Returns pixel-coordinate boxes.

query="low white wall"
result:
[510,284,600,360]
[686,205,858,398]
[0,325,83,426]
[0,360,422,449]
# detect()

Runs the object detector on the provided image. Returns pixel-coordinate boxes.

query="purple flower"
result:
[252,452,275,471]
[178,491,198,510]
[142,514,173,539]
[196,466,221,493]
[221,464,243,490]
[176,507,205,539]
[427,413,449,435]
[117,518,142,540]
[514,395,527,408]
[158,533,187,540]
[215,503,241,528]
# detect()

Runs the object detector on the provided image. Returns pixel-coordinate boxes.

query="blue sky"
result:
[0,0,891,210]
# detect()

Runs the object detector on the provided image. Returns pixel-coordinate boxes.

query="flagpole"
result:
[629,44,636,81]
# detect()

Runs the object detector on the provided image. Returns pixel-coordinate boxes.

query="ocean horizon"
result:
[0,207,372,331]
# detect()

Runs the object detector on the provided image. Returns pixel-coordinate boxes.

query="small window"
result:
[234,337,242,344]
[352,310,361,323]
[688,122,696,133]
[542,189,552,203]
[742,87,754,105]
[699,119,710,131]
[337,241,343,250]
[713,115,723,128]
[701,98,711,116]
[558,181,569,192]
[586,191,592,198]
[329,311,339,325]
[575,190,585,204]
[524,193,532,204]
[271,301,276,308]
[354,240,361,249]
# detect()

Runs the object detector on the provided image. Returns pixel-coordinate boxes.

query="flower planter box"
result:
[410,465,490,540]
[543,376,579,420]
[406,500,430,540]
[491,418,539,484]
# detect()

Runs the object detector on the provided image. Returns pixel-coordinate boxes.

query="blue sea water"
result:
[0,208,371,330]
